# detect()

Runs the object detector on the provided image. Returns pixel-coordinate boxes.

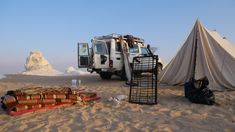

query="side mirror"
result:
[147,44,153,55]
[147,44,150,49]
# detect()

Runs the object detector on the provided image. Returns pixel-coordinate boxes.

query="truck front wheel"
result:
[99,72,112,79]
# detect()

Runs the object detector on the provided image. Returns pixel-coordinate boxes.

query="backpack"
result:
[184,77,215,105]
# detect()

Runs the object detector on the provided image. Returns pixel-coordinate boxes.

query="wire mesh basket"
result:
[129,55,158,105]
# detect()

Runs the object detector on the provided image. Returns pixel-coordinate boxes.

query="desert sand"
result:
[0,74,234,132]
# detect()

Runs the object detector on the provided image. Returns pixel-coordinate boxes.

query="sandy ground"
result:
[0,74,234,132]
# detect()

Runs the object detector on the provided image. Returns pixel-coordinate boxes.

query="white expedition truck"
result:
[77,34,163,80]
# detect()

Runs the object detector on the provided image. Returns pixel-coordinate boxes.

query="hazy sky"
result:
[0,0,235,74]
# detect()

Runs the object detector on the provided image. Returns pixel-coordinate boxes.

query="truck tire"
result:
[120,67,127,81]
[99,72,112,79]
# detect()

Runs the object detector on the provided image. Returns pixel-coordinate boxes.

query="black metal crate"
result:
[129,55,158,105]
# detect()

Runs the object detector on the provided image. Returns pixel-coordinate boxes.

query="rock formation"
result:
[64,66,88,75]
[23,51,61,76]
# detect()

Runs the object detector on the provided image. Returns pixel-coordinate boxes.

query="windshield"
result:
[129,45,139,53]
[140,47,149,55]
[94,41,108,54]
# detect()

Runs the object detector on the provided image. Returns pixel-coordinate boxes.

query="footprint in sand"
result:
[184,110,192,115]
[224,128,234,132]
[156,124,174,132]
[159,108,170,112]
[190,113,204,120]
[81,111,89,121]
[170,111,181,118]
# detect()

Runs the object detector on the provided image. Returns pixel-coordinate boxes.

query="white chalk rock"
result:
[23,51,61,76]
[65,66,79,75]
[64,66,89,75]
[0,74,5,79]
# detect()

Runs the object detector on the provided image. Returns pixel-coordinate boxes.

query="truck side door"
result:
[92,40,109,69]
[111,40,123,71]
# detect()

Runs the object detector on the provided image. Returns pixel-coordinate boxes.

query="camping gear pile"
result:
[129,55,158,105]
[184,77,215,105]
[0,87,100,116]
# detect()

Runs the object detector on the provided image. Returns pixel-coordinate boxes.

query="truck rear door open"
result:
[77,43,90,68]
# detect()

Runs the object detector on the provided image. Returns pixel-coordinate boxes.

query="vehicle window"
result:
[115,42,122,52]
[129,45,139,53]
[141,47,149,55]
[94,42,108,54]
[79,43,89,56]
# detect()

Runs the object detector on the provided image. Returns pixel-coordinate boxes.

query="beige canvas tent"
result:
[159,20,235,90]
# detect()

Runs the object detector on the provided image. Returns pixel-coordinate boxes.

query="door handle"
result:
[116,58,120,60]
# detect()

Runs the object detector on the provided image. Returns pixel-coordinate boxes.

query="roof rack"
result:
[94,33,145,43]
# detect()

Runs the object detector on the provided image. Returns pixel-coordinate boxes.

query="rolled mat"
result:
[3,102,18,110]
[42,104,56,107]
[15,90,23,96]
[8,104,70,116]
[18,99,38,105]
[56,99,73,104]
[14,105,29,112]
[3,95,17,104]
[29,104,42,109]
[16,95,31,100]
[30,94,41,100]
[44,94,56,99]
[67,94,80,100]
[55,94,66,99]
[42,99,56,104]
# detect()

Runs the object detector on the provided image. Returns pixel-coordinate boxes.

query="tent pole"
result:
[192,29,198,82]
